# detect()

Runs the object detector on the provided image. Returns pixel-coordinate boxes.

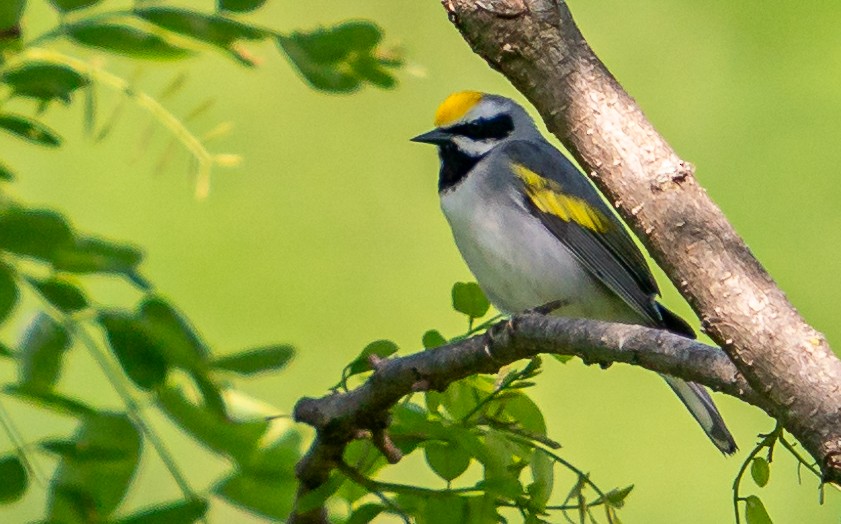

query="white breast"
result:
[440,174,638,323]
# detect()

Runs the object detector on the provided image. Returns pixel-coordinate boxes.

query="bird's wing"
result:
[500,140,663,323]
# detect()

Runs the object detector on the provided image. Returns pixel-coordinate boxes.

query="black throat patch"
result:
[437,143,481,192]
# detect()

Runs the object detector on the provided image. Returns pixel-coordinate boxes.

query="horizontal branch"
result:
[289,314,769,523]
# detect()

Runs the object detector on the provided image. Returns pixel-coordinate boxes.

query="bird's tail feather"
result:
[661,374,737,454]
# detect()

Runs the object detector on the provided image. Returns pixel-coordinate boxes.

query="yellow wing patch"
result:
[434,91,484,127]
[512,164,610,233]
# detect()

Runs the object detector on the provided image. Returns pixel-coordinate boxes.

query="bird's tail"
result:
[661,374,738,454]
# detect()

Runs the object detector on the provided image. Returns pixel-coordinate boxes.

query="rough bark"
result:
[442,0,841,482]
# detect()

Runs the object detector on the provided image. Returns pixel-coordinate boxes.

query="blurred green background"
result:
[3,0,841,522]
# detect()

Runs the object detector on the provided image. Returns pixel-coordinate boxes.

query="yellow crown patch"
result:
[434,91,484,127]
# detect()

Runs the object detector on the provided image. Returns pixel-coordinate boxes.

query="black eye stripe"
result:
[449,114,514,140]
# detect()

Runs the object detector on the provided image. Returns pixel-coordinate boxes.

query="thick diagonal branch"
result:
[442,0,841,482]
[289,314,768,523]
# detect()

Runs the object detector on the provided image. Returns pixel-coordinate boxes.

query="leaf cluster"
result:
[0,1,401,522]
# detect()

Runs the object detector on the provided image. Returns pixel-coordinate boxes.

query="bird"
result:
[411,91,737,454]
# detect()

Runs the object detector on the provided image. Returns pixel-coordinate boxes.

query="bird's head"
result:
[411,91,539,157]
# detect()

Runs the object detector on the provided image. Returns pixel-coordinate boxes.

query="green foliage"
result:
[1,62,87,104]
[751,457,770,488]
[211,344,295,375]
[0,160,13,181]
[0,1,25,29]
[279,21,401,92]
[0,4,331,505]
[452,281,491,319]
[136,7,269,66]
[99,311,169,391]
[49,0,102,12]
[27,276,88,313]
[422,329,447,349]
[45,413,142,522]
[337,339,399,389]
[218,0,267,13]
[18,313,71,392]
[67,22,193,61]
[0,206,73,260]
[0,264,18,322]
[0,454,27,503]
[0,113,62,146]
[744,495,773,524]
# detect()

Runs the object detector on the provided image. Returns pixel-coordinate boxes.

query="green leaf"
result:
[465,495,499,524]
[440,380,480,420]
[352,55,396,89]
[49,0,102,12]
[0,113,61,146]
[135,7,267,65]
[217,0,266,13]
[111,498,208,524]
[0,160,14,181]
[0,455,27,504]
[278,21,397,93]
[745,495,773,524]
[0,264,19,323]
[422,329,447,349]
[451,282,490,318]
[602,485,634,509]
[27,276,88,313]
[527,449,553,510]
[346,339,398,377]
[0,1,25,30]
[67,22,192,60]
[52,236,143,277]
[0,206,73,261]
[1,62,88,104]
[751,457,770,487]
[46,413,141,522]
[475,476,523,499]
[4,385,96,416]
[211,344,294,375]
[346,503,385,524]
[137,297,208,371]
[424,440,471,482]
[41,439,133,461]
[0,342,13,358]
[215,471,297,520]
[156,384,267,464]
[499,393,546,435]
[18,313,71,391]
[99,311,168,390]
[424,495,467,523]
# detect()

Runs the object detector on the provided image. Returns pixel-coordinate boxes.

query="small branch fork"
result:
[289,314,771,523]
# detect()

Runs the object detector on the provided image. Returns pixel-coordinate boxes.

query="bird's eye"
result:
[451,114,514,140]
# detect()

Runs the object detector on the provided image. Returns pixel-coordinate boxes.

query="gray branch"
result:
[289,315,769,523]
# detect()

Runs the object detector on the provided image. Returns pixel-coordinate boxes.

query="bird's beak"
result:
[410,128,451,145]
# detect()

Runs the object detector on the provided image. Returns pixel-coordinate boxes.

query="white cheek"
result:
[452,136,495,156]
